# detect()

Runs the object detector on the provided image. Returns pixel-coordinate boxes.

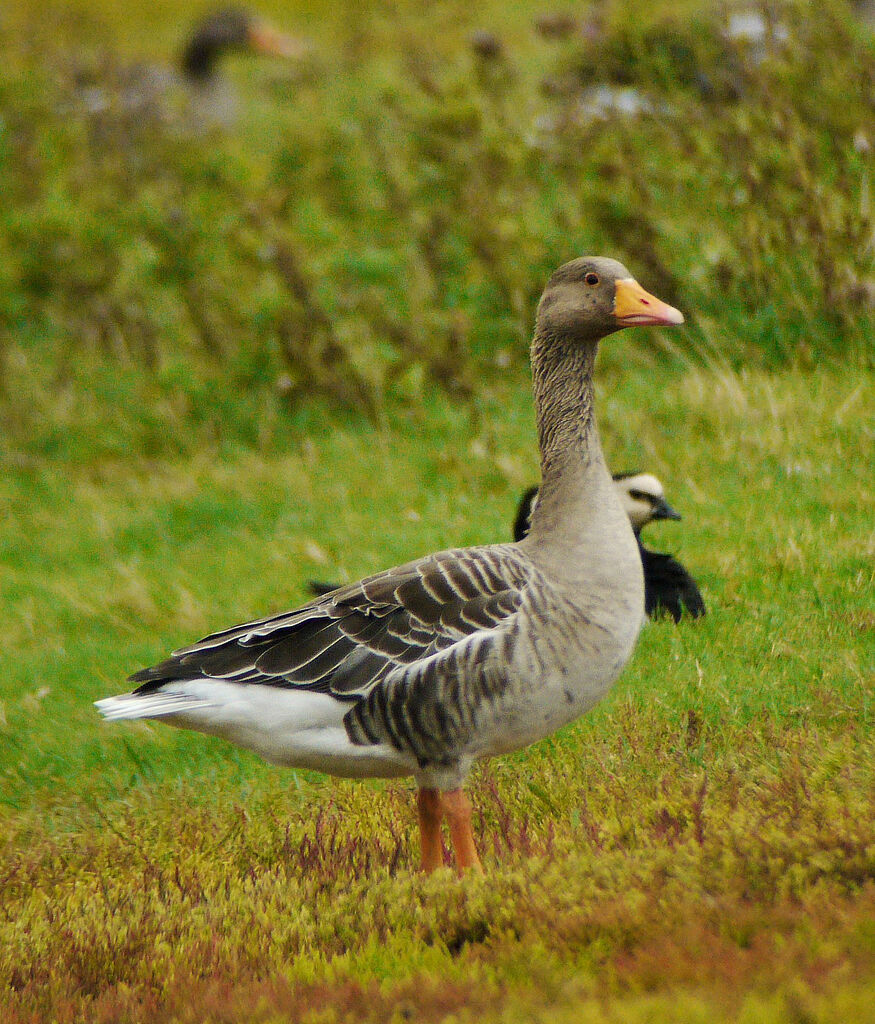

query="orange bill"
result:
[613,278,684,327]
[248,22,309,60]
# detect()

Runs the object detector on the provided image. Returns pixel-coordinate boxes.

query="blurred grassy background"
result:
[2,0,873,465]
[1,1,874,1022]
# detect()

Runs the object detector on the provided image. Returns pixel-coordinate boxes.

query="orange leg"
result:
[442,788,483,874]
[417,788,445,873]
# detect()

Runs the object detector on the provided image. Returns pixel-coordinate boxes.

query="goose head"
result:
[536,257,684,343]
[512,473,683,542]
[182,7,307,80]
[613,472,682,534]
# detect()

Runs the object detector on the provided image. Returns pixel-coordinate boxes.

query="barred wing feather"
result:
[129,547,527,752]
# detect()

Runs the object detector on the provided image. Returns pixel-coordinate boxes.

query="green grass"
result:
[2,362,873,1022]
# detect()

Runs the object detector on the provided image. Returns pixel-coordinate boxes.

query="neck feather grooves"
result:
[526,327,608,547]
[531,328,598,477]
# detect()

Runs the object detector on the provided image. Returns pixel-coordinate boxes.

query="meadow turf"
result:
[2,0,875,1020]
[2,363,873,1023]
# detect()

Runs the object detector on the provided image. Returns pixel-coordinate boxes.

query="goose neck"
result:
[527,329,613,551]
[532,329,600,480]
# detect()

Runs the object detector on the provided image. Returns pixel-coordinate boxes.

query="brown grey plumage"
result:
[96,256,684,872]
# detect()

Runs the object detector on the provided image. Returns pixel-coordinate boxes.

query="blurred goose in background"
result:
[177,6,308,128]
[96,257,684,874]
[181,7,307,82]
[514,473,706,622]
[73,6,308,133]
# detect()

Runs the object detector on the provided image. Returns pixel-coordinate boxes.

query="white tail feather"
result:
[94,692,216,721]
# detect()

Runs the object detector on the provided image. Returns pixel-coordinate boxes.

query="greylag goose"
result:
[72,7,307,133]
[514,473,706,622]
[181,7,307,82]
[176,7,308,129]
[95,257,683,873]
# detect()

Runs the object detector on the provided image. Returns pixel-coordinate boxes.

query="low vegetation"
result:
[3,722,875,1023]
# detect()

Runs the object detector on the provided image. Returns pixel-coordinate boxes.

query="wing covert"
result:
[129,546,529,714]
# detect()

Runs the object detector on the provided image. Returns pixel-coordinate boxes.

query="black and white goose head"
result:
[513,472,681,543]
[511,473,706,623]
[612,472,681,535]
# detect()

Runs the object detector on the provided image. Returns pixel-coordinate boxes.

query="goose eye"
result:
[585,273,600,286]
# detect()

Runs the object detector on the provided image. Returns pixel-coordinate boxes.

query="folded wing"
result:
[129,545,528,759]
